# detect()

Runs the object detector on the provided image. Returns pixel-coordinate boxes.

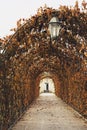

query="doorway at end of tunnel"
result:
[39,77,55,94]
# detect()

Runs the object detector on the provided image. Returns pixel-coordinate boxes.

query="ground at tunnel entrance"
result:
[11,93,87,130]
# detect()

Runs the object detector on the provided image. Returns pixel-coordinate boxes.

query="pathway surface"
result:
[11,93,87,130]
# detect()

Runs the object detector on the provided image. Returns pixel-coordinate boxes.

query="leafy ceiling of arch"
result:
[0,4,87,77]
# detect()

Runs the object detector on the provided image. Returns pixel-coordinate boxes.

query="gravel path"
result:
[11,93,87,130]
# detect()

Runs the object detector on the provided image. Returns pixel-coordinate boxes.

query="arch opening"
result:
[35,71,61,97]
[39,77,55,94]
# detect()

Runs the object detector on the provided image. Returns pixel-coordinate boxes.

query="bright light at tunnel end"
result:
[39,77,55,94]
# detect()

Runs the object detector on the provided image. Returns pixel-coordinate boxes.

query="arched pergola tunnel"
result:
[35,72,61,96]
[0,5,87,130]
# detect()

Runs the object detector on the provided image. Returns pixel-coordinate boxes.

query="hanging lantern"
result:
[49,17,61,39]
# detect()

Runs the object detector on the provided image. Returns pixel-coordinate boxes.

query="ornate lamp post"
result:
[48,16,61,39]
